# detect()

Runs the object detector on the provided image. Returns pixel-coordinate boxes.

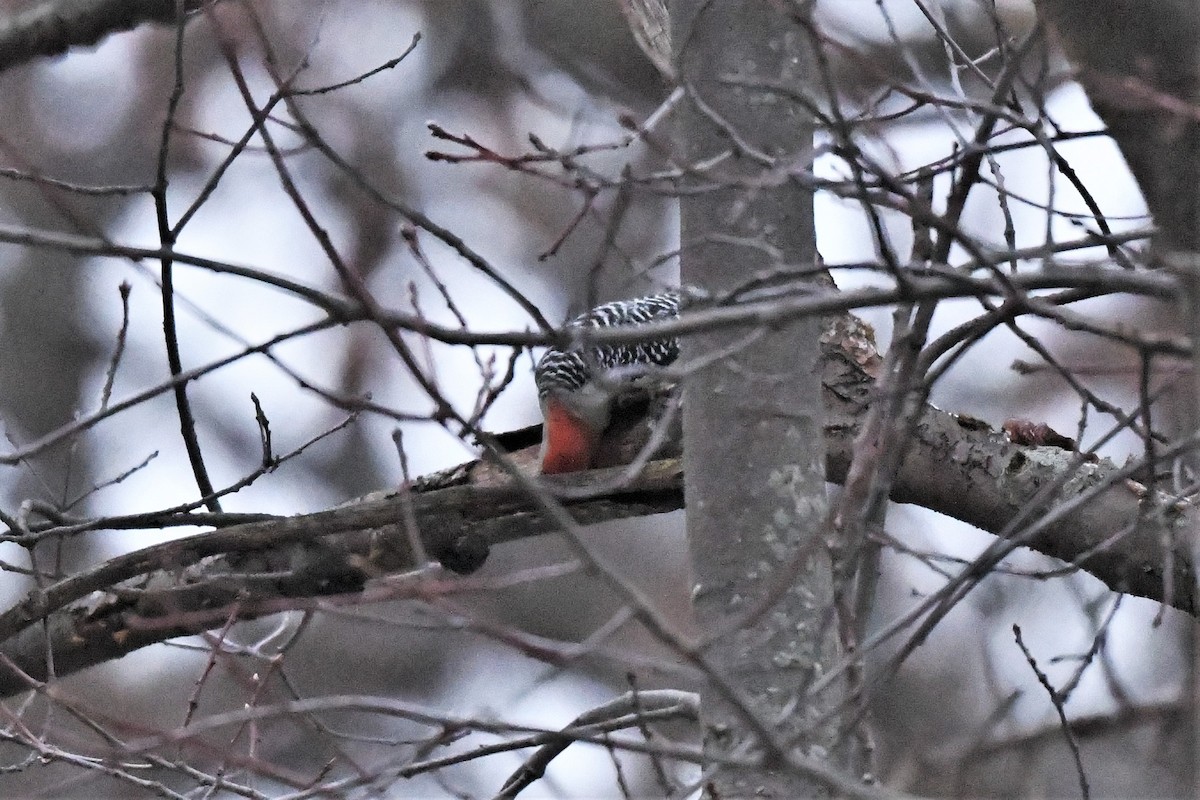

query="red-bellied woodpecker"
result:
[535,290,681,474]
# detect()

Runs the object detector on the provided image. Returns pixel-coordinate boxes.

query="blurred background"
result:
[0,0,1188,796]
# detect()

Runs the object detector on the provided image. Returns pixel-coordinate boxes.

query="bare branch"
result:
[0,314,1192,698]
[0,0,211,73]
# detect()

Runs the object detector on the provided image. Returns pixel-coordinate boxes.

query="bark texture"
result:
[672,1,843,795]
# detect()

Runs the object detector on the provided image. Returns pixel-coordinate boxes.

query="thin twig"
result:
[1012,624,1091,800]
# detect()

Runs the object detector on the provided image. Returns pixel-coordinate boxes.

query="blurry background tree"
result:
[0,0,1194,798]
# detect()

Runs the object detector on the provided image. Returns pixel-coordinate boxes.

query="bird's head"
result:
[535,350,613,474]
[533,291,682,474]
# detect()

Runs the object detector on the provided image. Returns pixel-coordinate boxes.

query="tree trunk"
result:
[673,2,844,795]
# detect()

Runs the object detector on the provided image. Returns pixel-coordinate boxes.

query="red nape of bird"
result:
[535,291,681,474]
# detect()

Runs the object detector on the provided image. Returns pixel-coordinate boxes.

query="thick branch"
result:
[0,0,210,73]
[0,314,1190,697]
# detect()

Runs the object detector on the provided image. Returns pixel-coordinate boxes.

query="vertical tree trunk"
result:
[672,2,843,795]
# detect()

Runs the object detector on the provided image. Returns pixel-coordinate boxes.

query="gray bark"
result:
[672,1,843,796]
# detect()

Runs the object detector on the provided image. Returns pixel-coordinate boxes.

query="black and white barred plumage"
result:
[535,290,681,399]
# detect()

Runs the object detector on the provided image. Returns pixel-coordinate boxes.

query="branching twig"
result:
[494,690,698,799]
[1012,624,1091,800]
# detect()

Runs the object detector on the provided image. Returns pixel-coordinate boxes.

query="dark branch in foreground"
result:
[0,0,209,73]
[0,314,1191,698]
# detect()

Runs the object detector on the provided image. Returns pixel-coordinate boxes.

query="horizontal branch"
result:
[0,221,1173,355]
[0,314,1191,698]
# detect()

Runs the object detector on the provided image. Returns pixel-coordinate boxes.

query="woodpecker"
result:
[535,290,681,474]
